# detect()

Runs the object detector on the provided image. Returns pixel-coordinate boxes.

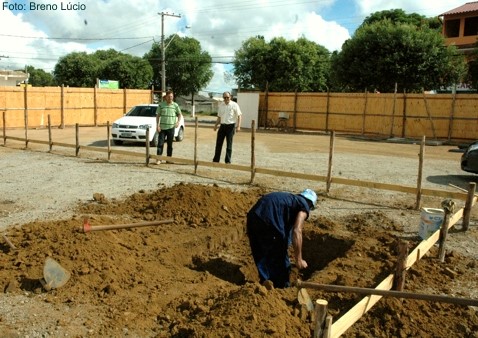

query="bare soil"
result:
[1,123,477,337]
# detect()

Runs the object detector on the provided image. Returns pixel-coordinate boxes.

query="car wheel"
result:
[175,127,184,142]
[113,139,123,145]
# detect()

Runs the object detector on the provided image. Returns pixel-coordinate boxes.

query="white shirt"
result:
[218,101,242,124]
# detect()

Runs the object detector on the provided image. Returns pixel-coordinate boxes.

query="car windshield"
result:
[126,106,157,117]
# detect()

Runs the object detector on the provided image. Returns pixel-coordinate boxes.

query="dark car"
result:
[461,141,478,173]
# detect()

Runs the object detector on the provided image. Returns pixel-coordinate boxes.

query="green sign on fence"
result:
[98,80,119,89]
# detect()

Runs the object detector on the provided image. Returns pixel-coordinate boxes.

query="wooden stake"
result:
[393,240,408,291]
[107,121,111,161]
[462,182,476,231]
[313,299,328,338]
[438,200,454,262]
[48,114,52,152]
[145,127,150,166]
[326,131,335,193]
[250,119,256,184]
[75,123,79,157]
[194,116,198,174]
[415,135,425,210]
[322,315,333,338]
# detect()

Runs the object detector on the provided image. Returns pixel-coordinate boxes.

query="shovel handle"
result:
[82,218,174,233]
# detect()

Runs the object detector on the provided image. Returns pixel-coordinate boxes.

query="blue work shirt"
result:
[248,192,311,243]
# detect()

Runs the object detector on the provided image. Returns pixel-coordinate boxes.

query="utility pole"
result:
[159,12,181,97]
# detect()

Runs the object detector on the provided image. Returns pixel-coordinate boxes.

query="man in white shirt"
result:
[213,91,242,164]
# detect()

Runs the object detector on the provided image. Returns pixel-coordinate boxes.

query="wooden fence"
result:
[259,91,478,142]
[0,86,153,128]
[2,86,478,142]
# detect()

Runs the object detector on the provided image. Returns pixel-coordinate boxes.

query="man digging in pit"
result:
[246,189,317,288]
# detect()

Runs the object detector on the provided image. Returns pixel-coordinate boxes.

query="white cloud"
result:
[0,0,465,92]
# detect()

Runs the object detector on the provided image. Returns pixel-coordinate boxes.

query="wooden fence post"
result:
[361,90,368,135]
[24,84,29,149]
[145,128,150,166]
[94,85,98,127]
[75,123,80,157]
[250,120,256,184]
[447,91,456,142]
[390,82,397,137]
[462,182,476,231]
[48,115,52,152]
[107,121,111,161]
[3,111,6,146]
[423,91,436,140]
[326,131,335,193]
[123,88,127,115]
[293,90,298,132]
[325,89,330,132]
[60,84,65,129]
[401,90,407,138]
[438,199,455,262]
[194,116,198,174]
[264,82,269,130]
[415,136,425,210]
[393,240,408,291]
[313,299,328,338]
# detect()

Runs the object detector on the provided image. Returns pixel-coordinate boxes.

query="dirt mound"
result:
[1,184,477,337]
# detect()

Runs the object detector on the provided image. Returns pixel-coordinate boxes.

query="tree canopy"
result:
[330,20,466,93]
[26,65,55,86]
[144,35,213,97]
[233,36,330,92]
[53,49,153,88]
[360,8,442,31]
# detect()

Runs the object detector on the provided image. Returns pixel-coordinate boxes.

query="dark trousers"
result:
[246,213,291,288]
[213,124,235,163]
[157,128,174,157]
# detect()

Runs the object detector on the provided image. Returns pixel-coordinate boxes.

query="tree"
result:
[53,50,154,89]
[360,9,442,31]
[26,65,55,86]
[233,36,330,92]
[330,20,466,93]
[464,42,478,90]
[53,52,98,87]
[144,36,213,96]
[98,54,153,89]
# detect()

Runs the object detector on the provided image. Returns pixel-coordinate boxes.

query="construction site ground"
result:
[1,122,478,337]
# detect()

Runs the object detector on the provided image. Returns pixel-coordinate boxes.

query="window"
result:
[444,18,460,38]
[464,16,478,36]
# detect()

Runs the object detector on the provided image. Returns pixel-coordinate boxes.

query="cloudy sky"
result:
[0,0,464,93]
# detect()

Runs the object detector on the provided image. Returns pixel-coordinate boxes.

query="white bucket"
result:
[419,208,444,240]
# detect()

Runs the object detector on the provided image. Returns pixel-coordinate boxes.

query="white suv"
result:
[111,104,184,146]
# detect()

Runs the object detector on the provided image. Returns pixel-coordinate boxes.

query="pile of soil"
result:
[1,183,477,337]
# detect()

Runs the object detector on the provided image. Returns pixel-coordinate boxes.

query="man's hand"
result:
[296,259,308,269]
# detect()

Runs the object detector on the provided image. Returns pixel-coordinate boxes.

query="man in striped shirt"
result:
[155,90,182,164]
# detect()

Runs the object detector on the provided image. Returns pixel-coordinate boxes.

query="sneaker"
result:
[155,160,163,164]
